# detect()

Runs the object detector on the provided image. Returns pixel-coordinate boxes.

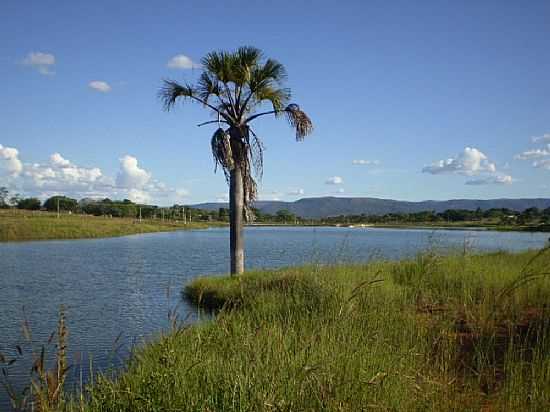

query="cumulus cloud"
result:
[532,133,550,143]
[116,155,151,189]
[126,188,151,204]
[287,188,305,196]
[50,152,72,167]
[423,147,515,186]
[422,147,496,176]
[88,81,112,93]
[352,159,380,166]
[325,176,344,185]
[465,175,514,186]
[0,144,23,176]
[23,153,108,193]
[2,146,189,205]
[21,52,55,75]
[167,54,200,69]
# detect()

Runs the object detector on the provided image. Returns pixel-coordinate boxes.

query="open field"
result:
[0,209,223,242]
[62,249,550,411]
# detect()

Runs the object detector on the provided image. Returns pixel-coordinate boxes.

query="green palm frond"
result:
[254,86,291,112]
[197,72,222,103]
[232,46,263,85]
[258,58,287,84]
[201,50,236,83]
[159,80,196,111]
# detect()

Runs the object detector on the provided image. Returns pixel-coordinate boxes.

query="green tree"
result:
[0,186,9,208]
[160,46,313,275]
[276,209,295,223]
[44,196,78,212]
[17,197,41,210]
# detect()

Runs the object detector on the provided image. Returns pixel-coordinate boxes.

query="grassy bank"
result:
[0,209,222,242]
[369,221,550,232]
[64,249,550,411]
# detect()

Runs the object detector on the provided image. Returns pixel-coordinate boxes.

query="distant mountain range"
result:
[193,197,550,219]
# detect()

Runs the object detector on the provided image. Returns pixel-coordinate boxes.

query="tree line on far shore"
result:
[2,186,550,228]
[0,187,220,222]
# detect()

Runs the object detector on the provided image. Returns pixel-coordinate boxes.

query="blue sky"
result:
[1,0,549,205]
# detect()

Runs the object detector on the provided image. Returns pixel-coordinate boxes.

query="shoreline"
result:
[59,249,549,411]
[0,210,226,242]
[246,222,550,233]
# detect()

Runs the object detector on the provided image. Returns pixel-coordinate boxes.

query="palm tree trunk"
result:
[229,163,244,275]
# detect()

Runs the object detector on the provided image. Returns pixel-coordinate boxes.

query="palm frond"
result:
[211,128,234,182]
[284,104,313,141]
[197,72,222,104]
[159,80,195,111]
[254,86,291,112]
[233,46,263,85]
[201,50,235,83]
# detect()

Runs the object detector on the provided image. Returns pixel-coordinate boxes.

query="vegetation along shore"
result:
[0,209,220,242]
[39,248,548,411]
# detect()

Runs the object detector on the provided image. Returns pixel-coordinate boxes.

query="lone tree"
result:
[160,46,313,275]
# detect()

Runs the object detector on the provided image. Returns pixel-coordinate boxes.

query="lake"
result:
[0,226,548,408]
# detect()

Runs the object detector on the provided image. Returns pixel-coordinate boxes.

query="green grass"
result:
[63,249,550,411]
[0,209,223,242]
[370,221,550,232]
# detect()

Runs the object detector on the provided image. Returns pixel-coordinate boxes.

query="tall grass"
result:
[52,248,549,411]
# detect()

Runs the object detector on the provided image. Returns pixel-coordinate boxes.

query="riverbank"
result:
[70,249,549,411]
[0,209,224,242]
[246,222,550,232]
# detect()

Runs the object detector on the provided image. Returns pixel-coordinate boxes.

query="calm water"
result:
[0,226,548,408]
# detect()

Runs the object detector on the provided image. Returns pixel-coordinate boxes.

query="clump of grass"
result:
[41,250,550,410]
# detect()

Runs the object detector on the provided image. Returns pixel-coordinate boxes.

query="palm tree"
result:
[160,46,313,275]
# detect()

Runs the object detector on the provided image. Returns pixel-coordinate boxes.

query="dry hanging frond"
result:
[284,104,313,141]
[211,128,234,182]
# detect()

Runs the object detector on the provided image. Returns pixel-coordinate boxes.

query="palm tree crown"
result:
[159,46,313,211]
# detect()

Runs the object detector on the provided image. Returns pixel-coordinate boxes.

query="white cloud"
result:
[23,153,109,193]
[287,188,305,196]
[532,133,550,143]
[465,175,514,186]
[0,144,23,176]
[533,158,550,170]
[116,155,151,189]
[3,147,188,205]
[167,54,200,70]
[422,147,496,176]
[88,81,112,93]
[352,159,380,166]
[514,145,550,160]
[50,152,72,167]
[21,52,55,75]
[516,134,550,171]
[127,188,151,204]
[325,176,344,185]
[336,188,345,193]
